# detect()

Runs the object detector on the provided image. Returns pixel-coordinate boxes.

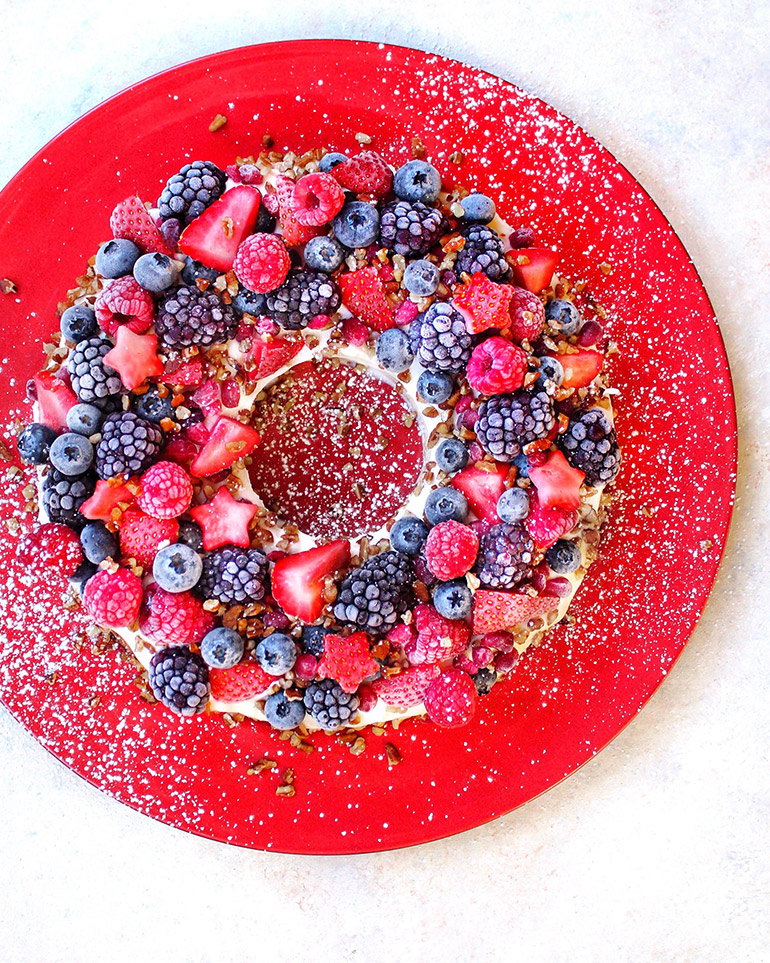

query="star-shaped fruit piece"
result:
[79,477,138,522]
[528,449,585,511]
[452,272,514,335]
[189,486,259,551]
[316,631,380,694]
[103,326,164,391]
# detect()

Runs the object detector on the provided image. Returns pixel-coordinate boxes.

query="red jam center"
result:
[248,358,424,540]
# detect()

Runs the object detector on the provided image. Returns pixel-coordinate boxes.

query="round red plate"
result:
[0,40,736,854]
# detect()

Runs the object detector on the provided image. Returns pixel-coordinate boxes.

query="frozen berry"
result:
[233,233,291,293]
[152,543,203,592]
[425,485,468,525]
[304,235,345,273]
[403,259,440,296]
[459,193,496,224]
[424,668,477,727]
[16,423,56,464]
[497,487,530,523]
[291,172,346,226]
[319,152,348,172]
[66,403,103,436]
[425,519,479,580]
[393,160,441,204]
[545,539,582,574]
[256,632,297,676]
[95,238,142,279]
[390,516,430,556]
[137,461,193,519]
[332,201,380,248]
[466,337,528,395]
[133,252,180,293]
[49,432,94,476]
[200,627,245,669]
[264,691,306,730]
[416,369,454,404]
[545,298,581,335]
[80,521,118,564]
[432,580,473,620]
[82,567,143,627]
[60,304,98,343]
[375,328,414,372]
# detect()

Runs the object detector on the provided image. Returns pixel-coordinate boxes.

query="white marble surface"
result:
[1,2,768,960]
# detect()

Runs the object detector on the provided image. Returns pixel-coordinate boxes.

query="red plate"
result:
[0,40,736,853]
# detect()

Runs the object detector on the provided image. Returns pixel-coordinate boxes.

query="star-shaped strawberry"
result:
[79,478,138,522]
[316,631,380,693]
[189,486,259,551]
[528,449,585,511]
[452,272,514,334]
[103,326,164,391]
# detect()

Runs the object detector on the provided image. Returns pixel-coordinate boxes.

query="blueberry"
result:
[201,627,245,670]
[254,204,276,234]
[545,539,582,574]
[264,691,306,730]
[460,193,496,224]
[69,559,98,595]
[319,152,348,172]
[256,632,297,675]
[49,432,94,476]
[66,403,103,436]
[497,487,530,523]
[95,239,142,279]
[417,370,454,404]
[545,299,581,335]
[536,356,564,388]
[376,328,414,372]
[133,252,180,293]
[435,439,468,474]
[153,543,203,592]
[403,259,439,296]
[16,423,56,465]
[181,257,220,287]
[231,287,266,318]
[432,579,473,619]
[393,160,442,204]
[512,452,530,479]
[304,235,345,273]
[60,304,97,343]
[301,624,332,658]
[132,385,174,424]
[177,519,204,552]
[474,667,497,695]
[80,521,118,564]
[390,516,430,556]
[332,201,380,248]
[425,486,468,525]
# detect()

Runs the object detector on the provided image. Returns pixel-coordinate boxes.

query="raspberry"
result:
[525,489,578,548]
[316,631,380,693]
[331,151,393,199]
[466,337,528,395]
[83,567,144,627]
[451,273,514,334]
[424,668,477,727]
[291,172,345,226]
[405,603,470,666]
[16,522,83,575]
[138,584,215,647]
[424,520,479,581]
[94,276,154,338]
[372,664,440,708]
[273,176,322,246]
[137,461,193,519]
[232,234,291,294]
[508,286,545,342]
[118,507,178,568]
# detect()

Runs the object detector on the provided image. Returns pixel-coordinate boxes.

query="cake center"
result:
[248,357,424,540]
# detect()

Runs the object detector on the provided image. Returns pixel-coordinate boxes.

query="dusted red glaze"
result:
[0,41,736,854]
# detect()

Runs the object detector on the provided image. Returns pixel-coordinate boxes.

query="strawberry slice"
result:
[472,590,561,634]
[110,196,174,256]
[117,507,178,568]
[451,462,509,521]
[508,248,559,293]
[209,661,275,703]
[189,487,259,550]
[337,267,395,332]
[528,450,585,511]
[30,371,78,431]
[189,415,261,477]
[552,349,603,389]
[103,327,163,391]
[178,185,262,272]
[273,177,323,246]
[159,356,203,387]
[190,379,222,418]
[330,151,393,200]
[271,539,350,622]
[79,478,137,522]
[372,664,441,708]
[248,336,304,381]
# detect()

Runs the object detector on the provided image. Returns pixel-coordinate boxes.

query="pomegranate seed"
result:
[471,645,493,666]
[577,320,604,347]
[482,631,515,653]
[308,314,332,329]
[255,317,280,336]
[510,227,536,248]
[263,609,290,630]
[395,300,419,327]
[357,683,378,713]
[494,650,520,673]
[294,653,318,681]
[221,379,241,407]
[267,550,287,562]
[544,577,572,597]
[454,653,477,674]
[341,317,369,347]
[466,441,484,464]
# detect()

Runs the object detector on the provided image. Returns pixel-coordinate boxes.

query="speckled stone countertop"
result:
[0,2,768,961]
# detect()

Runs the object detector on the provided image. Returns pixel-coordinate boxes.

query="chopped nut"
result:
[247,757,279,775]
[209,113,227,132]
[411,136,426,158]
[448,150,464,166]
[385,742,402,767]
[0,278,17,295]
[355,131,372,145]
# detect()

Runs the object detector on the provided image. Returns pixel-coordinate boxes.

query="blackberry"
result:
[42,466,96,528]
[475,391,556,462]
[157,160,227,227]
[264,270,341,330]
[198,546,269,605]
[456,224,510,281]
[474,667,498,695]
[155,286,238,349]
[333,551,413,633]
[148,646,210,717]
[379,199,445,258]
[95,411,163,480]
[67,337,123,404]
[558,408,621,486]
[410,302,472,373]
[303,679,360,731]
[475,522,535,589]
